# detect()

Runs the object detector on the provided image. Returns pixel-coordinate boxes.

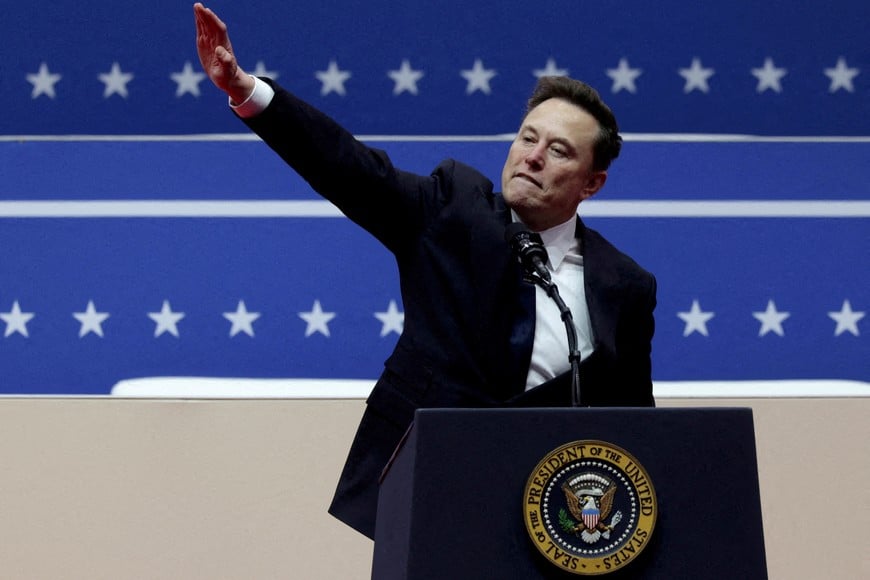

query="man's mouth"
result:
[515,172,541,188]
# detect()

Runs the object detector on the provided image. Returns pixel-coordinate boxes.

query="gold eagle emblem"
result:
[561,474,623,544]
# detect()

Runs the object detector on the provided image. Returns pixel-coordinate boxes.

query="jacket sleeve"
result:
[238,78,445,252]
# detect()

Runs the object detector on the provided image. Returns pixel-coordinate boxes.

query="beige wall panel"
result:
[0,397,865,579]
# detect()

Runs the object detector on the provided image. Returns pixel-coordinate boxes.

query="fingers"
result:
[194,3,227,38]
[192,2,251,100]
[193,3,209,39]
[196,6,232,57]
[194,3,230,84]
[194,3,212,53]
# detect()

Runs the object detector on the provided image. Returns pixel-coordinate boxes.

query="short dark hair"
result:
[525,76,622,171]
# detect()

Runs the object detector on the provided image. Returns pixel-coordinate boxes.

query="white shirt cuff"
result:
[229,76,275,118]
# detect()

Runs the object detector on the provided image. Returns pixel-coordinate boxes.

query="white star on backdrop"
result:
[73,301,110,338]
[828,300,864,337]
[98,62,134,98]
[26,62,62,99]
[315,60,351,96]
[751,58,787,93]
[533,58,569,78]
[678,58,715,93]
[388,60,424,95]
[148,300,185,338]
[171,61,206,97]
[461,59,497,95]
[299,300,335,337]
[1,301,35,338]
[677,299,715,337]
[223,300,260,338]
[752,300,790,337]
[606,58,642,93]
[824,57,859,93]
[251,61,279,80]
[374,300,404,337]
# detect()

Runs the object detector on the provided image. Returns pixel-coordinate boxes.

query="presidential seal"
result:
[523,440,657,576]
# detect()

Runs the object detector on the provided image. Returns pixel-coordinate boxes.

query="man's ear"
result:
[580,171,607,201]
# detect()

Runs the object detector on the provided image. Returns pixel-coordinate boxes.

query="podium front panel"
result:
[374,407,766,579]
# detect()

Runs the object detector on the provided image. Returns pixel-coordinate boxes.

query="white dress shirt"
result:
[517,214,596,391]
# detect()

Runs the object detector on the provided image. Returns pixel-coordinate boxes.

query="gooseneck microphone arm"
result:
[541,279,583,408]
[505,223,584,407]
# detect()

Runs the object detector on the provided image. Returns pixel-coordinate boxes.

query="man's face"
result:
[501,98,607,231]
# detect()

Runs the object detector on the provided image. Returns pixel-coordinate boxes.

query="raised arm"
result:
[193,3,255,104]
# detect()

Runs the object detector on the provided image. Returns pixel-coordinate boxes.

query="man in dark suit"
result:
[194,3,656,540]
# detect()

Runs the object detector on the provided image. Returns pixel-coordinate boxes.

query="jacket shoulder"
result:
[430,159,494,196]
[582,223,655,284]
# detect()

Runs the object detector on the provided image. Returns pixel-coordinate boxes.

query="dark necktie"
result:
[507,239,541,395]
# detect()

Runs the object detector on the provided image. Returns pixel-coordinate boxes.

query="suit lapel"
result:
[577,217,618,355]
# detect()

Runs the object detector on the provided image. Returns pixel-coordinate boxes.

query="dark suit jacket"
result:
[242,79,657,539]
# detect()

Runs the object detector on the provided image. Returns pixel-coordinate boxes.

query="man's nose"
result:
[524,144,545,168]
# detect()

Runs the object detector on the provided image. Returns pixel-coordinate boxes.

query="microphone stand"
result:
[526,272,584,407]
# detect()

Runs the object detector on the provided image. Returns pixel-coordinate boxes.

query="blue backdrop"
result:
[1,0,868,394]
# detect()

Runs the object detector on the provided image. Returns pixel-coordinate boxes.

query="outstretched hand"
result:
[194,3,255,103]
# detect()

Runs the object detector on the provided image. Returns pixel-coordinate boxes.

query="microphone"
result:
[504,223,551,284]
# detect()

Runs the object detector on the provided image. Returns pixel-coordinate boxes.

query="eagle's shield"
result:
[581,506,600,530]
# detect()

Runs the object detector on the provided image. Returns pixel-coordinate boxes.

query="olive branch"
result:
[558,509,577,533]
